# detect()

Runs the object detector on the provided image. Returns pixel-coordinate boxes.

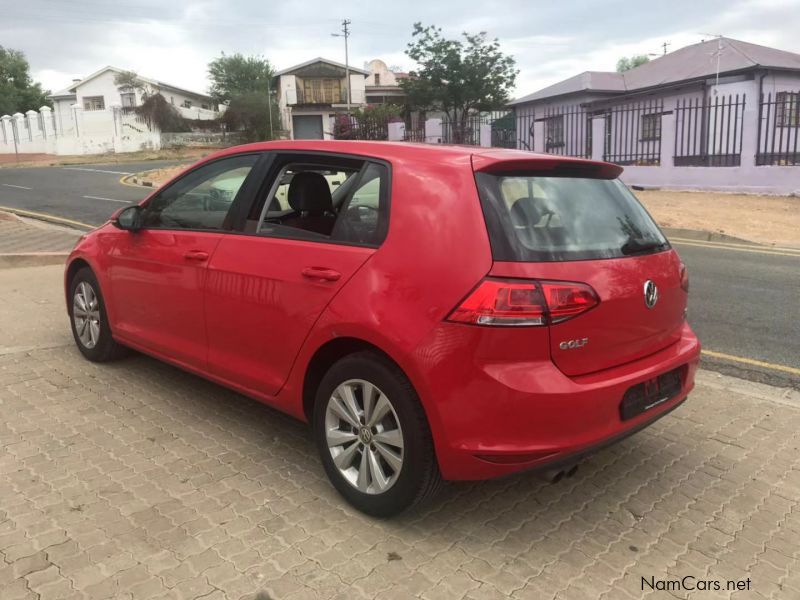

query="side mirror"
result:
[113,205,143,231]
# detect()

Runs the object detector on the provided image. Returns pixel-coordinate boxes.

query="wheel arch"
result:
[301,336,430,427]
[64,257,92,302]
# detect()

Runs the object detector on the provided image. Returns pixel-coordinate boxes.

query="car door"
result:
[204,154,390,398]
[107,153,262,369]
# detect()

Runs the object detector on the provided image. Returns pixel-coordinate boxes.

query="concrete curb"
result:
[120,172,156,188]
[661,227,763,246]
[0,253,69,269]
[0,207,93,231]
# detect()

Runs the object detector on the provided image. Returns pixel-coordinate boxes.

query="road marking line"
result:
[2,184,32,190]
[0,205,94,230]
[672,239,800,258]
[82,195,131,204]
[63,167,132,175]
[702,350,800,376]
[670,236,800,254]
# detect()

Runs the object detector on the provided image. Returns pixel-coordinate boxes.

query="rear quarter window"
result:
[475,172,669,262]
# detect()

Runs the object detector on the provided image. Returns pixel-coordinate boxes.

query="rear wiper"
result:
[620,238,667,255]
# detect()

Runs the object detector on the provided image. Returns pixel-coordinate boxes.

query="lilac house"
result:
[506,38,800,194]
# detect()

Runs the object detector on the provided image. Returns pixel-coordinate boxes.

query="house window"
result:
[374,74,380,85]
[776,91,800,127]
[182,100,193,108]
[545,115,564,149]
[640,113,662,141]
[201,103,209,110]
[82,96,105,111]
[303,79,341,103]
[120,92,136,108]
[170,96,174,104]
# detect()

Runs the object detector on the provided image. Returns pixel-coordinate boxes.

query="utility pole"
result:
[332,19,352,113]
[266,75,274,140]
[661,41,671,55]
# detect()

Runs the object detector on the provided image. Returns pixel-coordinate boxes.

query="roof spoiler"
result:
[471,154,623,179]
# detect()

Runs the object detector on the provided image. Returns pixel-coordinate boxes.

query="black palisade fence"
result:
[403,123,426,142]
[441,115,483,145]
[674,94,745,167]
[485,111,515,149]
[757,91,800,166]
[333,114,390,140]
[537,104,590,158]
[602,99,663,165]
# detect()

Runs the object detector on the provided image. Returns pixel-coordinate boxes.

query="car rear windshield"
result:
[475,172,669,262]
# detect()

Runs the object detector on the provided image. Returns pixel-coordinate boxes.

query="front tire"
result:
[68,267,127,362]
[313,352,442,517]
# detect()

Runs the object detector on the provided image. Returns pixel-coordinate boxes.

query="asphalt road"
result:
[0,160,184,226]
[1,162,798,388]
[674,240,800,389]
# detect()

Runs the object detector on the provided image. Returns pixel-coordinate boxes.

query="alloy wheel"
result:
[73,281,101,349]
[324,378,405,494]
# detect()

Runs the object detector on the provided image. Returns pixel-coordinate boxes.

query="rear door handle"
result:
[301,267,341,282]
[184,250,209,262]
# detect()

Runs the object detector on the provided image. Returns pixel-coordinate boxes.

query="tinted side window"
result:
[142,154,258,230]
[332,163,388,246]
[252,157,389,247]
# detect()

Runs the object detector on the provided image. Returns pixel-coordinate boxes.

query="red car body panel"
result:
[66,140,701,481]
[204,235,375,397]
[490,251,687,377]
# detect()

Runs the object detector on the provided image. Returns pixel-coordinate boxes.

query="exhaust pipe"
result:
[542,468,565,483]
[541,463,579,484]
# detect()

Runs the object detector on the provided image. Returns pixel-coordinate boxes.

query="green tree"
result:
[0,46,50,115]
[221,92,281,142]
[616,55,651,72]
[400,23,517,143]
[114,70,152,99]
[208,53,275,103]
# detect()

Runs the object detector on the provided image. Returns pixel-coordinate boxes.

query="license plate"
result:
[619,367,683,421]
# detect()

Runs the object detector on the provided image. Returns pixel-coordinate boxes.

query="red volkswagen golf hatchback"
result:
[65,141,700,516]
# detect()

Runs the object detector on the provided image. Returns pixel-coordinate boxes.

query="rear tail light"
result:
[447,278,598,327]
[679,263,689,292]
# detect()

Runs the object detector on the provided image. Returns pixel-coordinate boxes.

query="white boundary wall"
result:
[0,106,161,156]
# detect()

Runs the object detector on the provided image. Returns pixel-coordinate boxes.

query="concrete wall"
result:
[620,164,800,194]
[161,131,236,148]
[0,106,161,156]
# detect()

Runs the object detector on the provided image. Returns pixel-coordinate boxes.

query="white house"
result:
[364,59,408,105]
[274,58,369,139]
[48,66,219,132]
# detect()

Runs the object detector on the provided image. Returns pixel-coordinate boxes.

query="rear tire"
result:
[313,352,442,517]
[68,267,128,362]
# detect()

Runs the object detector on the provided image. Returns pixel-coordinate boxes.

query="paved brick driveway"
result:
[1,265,799,600]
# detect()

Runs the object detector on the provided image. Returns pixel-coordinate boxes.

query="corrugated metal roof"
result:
[511,37,800,105]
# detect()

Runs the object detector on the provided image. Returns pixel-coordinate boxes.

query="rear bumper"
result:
[419,321,700,480]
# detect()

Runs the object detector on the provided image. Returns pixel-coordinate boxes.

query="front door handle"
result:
[301,267,341,282]
[184,250,209,262]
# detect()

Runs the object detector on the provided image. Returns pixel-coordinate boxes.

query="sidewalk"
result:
[0,211,79,268]
[1,264,800,600]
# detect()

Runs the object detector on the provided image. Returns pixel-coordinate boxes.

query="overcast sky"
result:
[4,0,800,99]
